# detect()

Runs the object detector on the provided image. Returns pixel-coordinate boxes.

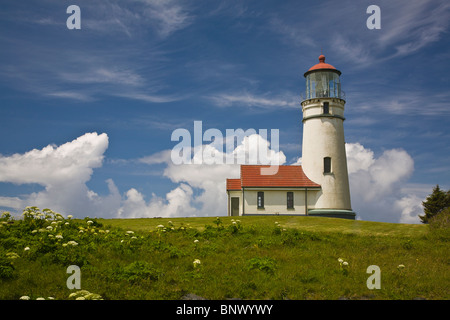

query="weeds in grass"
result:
[0,206,448,300]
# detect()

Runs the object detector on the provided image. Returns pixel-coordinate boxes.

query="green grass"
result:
[1,208,449,300]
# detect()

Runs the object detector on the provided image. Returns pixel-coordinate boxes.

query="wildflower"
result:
[126,230,134,234]
[338,258,344,264]
[87,220,93,225]
[46,226,52,230]
[193,259,201,268]
[32,230,38,233]
[343,261,349,267]
[67,241,78,246]
[65,222,70,225]
[397,264,405,270]
[194,239,199,243]
[55,234,63,239]
[24,247,30,251]
[157,224,164,228]
[47,297,55,300]
[36,297,45,300]
[19,296,30,300]
[67,215,73,219]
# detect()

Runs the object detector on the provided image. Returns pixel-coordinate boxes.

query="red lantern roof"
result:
[305,54,341,76]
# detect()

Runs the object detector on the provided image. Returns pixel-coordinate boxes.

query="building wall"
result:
[241,189,319,215]
[227,190,242,216]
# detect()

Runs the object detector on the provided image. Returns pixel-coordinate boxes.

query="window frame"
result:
[323,102,329,114]
[257,192,264,209]
[324,157,332,174]
[287,191,294,209]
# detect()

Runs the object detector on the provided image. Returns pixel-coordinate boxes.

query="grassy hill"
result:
[0,208,448,300]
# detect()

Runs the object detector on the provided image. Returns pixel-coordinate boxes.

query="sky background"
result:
[0,0,449,223]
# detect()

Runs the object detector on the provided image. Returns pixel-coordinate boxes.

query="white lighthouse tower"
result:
[301,55,355,219]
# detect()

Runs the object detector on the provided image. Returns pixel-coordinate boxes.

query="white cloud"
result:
[346,142,423,223]
[0,133,425,223]
[118,132,286,218]
[209,92,298,109]
[0,132,118,217]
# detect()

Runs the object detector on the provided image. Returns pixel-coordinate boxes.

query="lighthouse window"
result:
[257,192,264,209]
[324,157,331,174]
[323,102,329,114]
[287,192,294,209]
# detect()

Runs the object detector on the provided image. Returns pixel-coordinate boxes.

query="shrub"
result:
[428,207,450,239]
[0,254,15,279]
[113,261,161,283]
[247,257,276,275]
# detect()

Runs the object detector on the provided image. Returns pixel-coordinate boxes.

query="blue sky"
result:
[0,0,449,223]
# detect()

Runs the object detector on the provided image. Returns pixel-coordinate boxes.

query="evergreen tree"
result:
[419,185,450,224]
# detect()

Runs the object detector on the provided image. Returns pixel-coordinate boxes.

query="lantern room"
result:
[303,55,344,100]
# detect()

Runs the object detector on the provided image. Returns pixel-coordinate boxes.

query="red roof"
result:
[306,55,340,75]
[226,178,241,190]
[227,165,320,190]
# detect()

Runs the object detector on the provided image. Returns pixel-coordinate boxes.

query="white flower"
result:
[194,240,199,243]
[193,259,201,267]
[67,241,78,246]
[87,220,93,225]
[24,247,30,251]
[67,215,73,219]
[342,261,349,267]
[19,296,30,300]
[36,297,45,300]
[47,297,55,300]
[126,230,134,234]
[46,226,52,230]
[397,264,405,269]
[157,224,164,228]
[65,222,70,225]
[338,258,344,263]
[55,234,63,239]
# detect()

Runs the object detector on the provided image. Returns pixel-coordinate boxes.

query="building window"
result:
[287,192,294,209]
[324,157,331,174]
[323,102,329,114]
[257,192,264,209]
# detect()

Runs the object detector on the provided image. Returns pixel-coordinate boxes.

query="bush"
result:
[247,257,276,275]
[113,261,162,283]
[428,207,450,239]
[0,254,15,279]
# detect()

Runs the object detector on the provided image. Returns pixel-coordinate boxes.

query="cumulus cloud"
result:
[346,142,423,223]
[0,132,426,223]
[0,131,285,219]
[0,132,118,217]
[118,133,286,218]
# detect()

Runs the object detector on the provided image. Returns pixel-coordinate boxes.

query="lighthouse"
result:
[300,55,356,219]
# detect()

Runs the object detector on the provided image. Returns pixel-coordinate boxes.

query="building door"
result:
[231,197,239,216]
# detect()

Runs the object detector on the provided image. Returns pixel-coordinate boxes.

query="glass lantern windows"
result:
[305,71,341,99]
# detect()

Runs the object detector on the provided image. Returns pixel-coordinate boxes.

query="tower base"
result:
[308,209,356,220]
